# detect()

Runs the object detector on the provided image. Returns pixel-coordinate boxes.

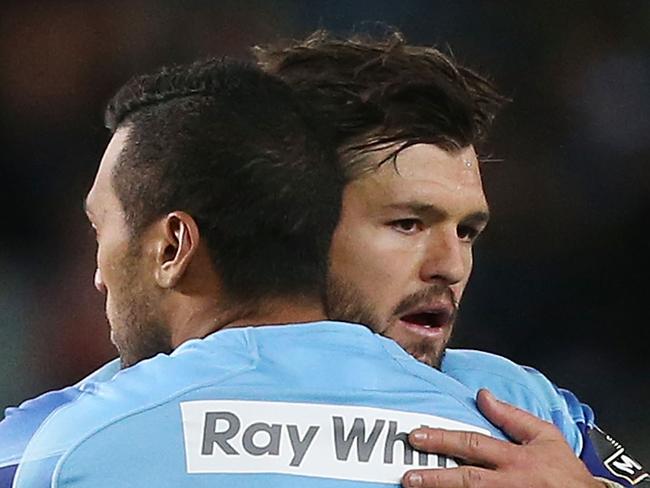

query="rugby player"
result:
[11,58,517,487]
[2,35,645,488]
[255,31,648,488]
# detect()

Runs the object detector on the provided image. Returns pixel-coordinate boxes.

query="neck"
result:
[223,299,327,329]
[168,294,327,348]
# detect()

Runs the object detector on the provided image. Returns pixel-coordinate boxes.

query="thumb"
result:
[477,389,558,444]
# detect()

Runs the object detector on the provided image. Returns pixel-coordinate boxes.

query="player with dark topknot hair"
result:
[104,58,343,305]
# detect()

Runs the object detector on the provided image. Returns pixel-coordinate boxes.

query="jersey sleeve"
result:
[442,350,648,486]
[0,359,120,488]
[541,382,648,486]
[578,422,648,486]
[0,387,81,488]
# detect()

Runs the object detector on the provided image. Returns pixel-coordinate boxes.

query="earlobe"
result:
[155,212,200,289]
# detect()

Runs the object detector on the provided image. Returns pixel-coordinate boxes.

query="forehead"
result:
[86,127,130,212]
[347,144,488,212]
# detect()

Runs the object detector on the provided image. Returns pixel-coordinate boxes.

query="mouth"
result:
[398,307,453,335]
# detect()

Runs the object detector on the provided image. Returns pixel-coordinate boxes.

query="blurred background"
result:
[1,0,648,463]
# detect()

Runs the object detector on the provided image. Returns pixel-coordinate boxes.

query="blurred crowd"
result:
[1,0,648,462]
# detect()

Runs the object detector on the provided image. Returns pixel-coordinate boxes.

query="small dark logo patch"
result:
[589,426,648,485]
[604,449,648,485]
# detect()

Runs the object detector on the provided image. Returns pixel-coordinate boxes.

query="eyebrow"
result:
[384,202,490,226]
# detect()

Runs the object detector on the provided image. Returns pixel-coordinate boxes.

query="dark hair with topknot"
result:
[104,58,343,303]
[255,30,507,179]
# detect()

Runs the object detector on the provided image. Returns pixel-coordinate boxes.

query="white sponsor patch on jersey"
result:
[180,400,490,484]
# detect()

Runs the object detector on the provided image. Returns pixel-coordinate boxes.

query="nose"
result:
[419,227,468,286]
[94,268,107,294]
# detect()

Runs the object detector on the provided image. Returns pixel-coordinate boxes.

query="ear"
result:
[153,211,201,289]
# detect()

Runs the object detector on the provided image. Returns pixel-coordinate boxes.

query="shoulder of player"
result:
[442,349,589,418]
[21,322,369,459]
[443,349,555,388]
[441,348,544,385]
[72,358,121,388]
[0,385,84,468]
[18,335,257,467]
[442,349,595,454]
[0,358,124,487]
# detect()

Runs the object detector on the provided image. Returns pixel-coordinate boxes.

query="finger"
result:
[408,427,510,467]
[402,466,497,488]
[476,389,559,444]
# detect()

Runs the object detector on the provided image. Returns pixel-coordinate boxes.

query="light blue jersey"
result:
[0,359,120,486]
[441,351,648,486]
[6,323,648,488]
[441,349,592,454]
[15,322,509,487]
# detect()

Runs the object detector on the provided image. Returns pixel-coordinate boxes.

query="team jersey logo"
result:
[589,426,649,485]
[180,400,490,484]
[605,450,648,486]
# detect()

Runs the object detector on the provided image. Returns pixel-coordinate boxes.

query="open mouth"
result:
[400,310,451,329]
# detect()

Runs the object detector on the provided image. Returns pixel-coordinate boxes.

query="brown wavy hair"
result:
[255,30,507,179]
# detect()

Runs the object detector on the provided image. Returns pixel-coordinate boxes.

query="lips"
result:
[400,310,450,328]
[398,301,454,331]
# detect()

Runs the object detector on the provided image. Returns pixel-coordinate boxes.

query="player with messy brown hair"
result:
[256,31,644,488]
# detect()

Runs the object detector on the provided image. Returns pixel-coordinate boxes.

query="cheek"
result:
[329,223,418,308]
[95,236,128,293]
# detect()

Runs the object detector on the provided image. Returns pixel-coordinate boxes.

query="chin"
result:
[409,349,442,368]
[399,336,446,369]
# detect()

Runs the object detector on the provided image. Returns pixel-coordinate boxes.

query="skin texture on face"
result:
[85,127,172,368]
[327,144,489,368]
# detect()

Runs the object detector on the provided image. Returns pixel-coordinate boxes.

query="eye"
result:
[457,224,481,243]
[389,219,422,235]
